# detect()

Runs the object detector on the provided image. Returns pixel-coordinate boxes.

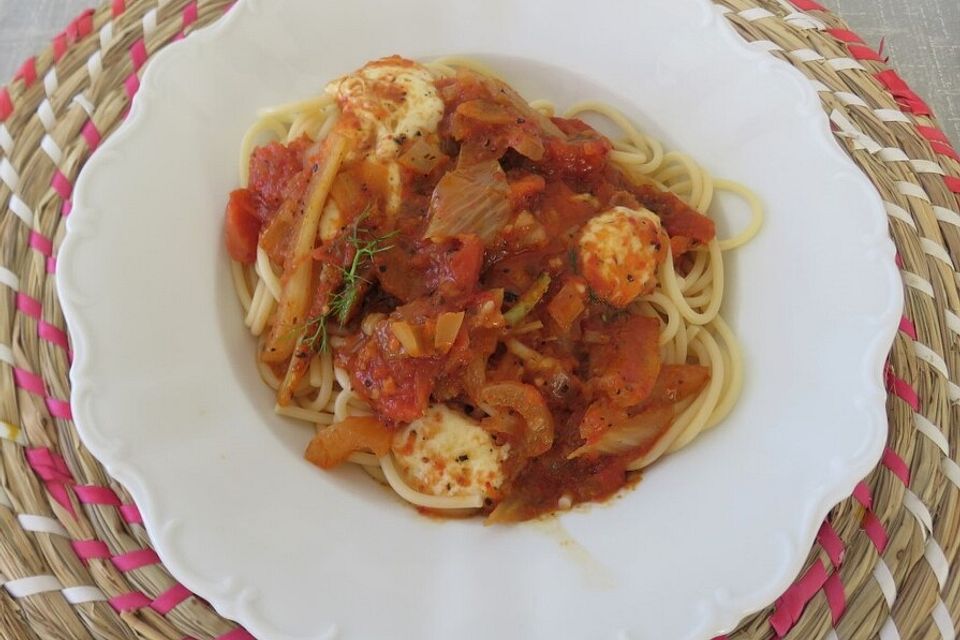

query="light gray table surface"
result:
[0,0,956,140]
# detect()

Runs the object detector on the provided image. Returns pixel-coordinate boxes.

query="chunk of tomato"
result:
[248,140,306,219]
[440,234,484,297]
[508,173,546,210]
[539,117,612,179]
[590,315,662,407]
[634,184,716,250]
[224,188,260,264]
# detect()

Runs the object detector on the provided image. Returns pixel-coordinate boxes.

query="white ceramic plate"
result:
[59,1,902,638]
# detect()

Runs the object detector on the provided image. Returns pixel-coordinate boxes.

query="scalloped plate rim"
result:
[58,1,902,639]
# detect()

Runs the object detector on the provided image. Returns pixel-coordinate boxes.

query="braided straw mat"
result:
[0,0,957,638]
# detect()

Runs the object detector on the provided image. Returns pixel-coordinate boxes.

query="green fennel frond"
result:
[301,211,398,351]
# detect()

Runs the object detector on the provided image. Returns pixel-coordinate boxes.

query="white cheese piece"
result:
[392,405,508,499]
[578,206,664,307]
[326,60,444,161]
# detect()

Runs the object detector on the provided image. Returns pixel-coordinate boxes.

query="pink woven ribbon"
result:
[25,447,75,515]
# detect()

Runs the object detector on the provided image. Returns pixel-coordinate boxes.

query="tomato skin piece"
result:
[659,206,715,247]
[248,140,306,219]
[539,117,612,179]
[591,315,662,408]
[579,399,628,444]
[508,173,546,210]
[437,234,484,297]
[224,188,261,264]
[633,183,716,252]
[644,364,710,406]
[376,235,485,303]
[347,319,442,425]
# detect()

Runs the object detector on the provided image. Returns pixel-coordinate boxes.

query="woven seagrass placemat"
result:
[0,1,956,638]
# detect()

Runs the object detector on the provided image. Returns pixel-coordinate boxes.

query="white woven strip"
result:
[935,205,960,227]
[945,310,960,337]
[771,0,798,13]
[42,68,58,98]
[915,413,950,456]
[879,617,902,640]
[99,21,114,51]
[86,51,103,83]
[924,537,949,590]
[942,458,960,491]
[0,344,13,366]
[0,124,13,156]
[875,108,912,123]
[901,270,935,297]
[791,48,825,62]
[62,585,107,604]
[903,489,933,536]
[913,341,949,378]
[40,135,63,166]
[824,630,839,640]
[835,92,870,108]
[784,12,826,30]
[830,109,881,153]
[0,267,19,291]
[829,110,860,137]
[828,57,866,71]
[950,382,960,404]
[809,79,831,93]
[751,40,783,53]
[4,574,62,598]
[932,599,957,640]
[874,558,898,608]
[884,201,916,228]
[142,8,159,38]
[739,7,774,21]
[17,515,68,538]
[37,100,55,132]
[920,237,954,269]
[9,195,34,226]
[897,181,931,201]
[911,159,946,175]
[72,94,95,117]
[0,158,20,191]
[878,147,911,163]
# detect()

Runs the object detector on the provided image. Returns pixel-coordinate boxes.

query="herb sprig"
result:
[300,212,398,353]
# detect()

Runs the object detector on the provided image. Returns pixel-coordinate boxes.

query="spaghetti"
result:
[224,56,762,522]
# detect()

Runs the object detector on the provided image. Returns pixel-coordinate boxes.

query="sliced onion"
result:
[434,311,465,353]
[390,320,422,357]
[569,405,675,459]
[398,138,443,174]
[424,160,511,243]
[456,100,515,125]
[481,75,563,138]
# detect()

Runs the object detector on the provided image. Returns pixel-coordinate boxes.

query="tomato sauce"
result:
[226,59,719,522]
